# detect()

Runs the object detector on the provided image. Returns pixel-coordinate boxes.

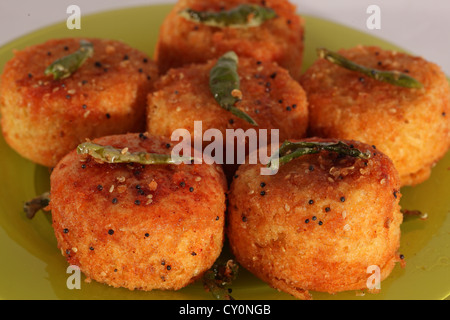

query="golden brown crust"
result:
[155,0,304,80]
[50,133,227,291]
[0,38,158,167]
[300,45,450,186]
[148,57,308,142]
[147,56,308,181]
[227,138,403,298]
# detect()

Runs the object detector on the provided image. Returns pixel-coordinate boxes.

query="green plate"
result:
[0,5,449,300]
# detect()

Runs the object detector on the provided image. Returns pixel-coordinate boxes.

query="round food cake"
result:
[147,54,308,180]
[227,138,403,299]
[0,38,158,167]
[50,133,227,291]
[300,45,450,186]
[155,0,305,80]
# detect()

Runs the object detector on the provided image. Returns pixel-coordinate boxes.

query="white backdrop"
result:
[0,0,449,75]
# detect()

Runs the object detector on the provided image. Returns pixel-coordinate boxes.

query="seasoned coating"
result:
[227,138,403,299]
[50,133,227,291]
[300,46,450,186]
[0,38,158,167]
[147,56,308,181]
[155,0,305,80]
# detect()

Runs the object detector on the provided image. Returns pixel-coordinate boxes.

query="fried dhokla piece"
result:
[50,133,227,291]
[0,38,158,167]
[227,138,403,299]
[147,54,308,180]
[300,46,450,186]
[155,0,305,80]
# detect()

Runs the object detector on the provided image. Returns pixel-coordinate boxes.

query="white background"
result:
[0,0,449,75]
